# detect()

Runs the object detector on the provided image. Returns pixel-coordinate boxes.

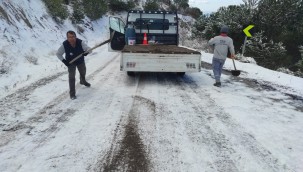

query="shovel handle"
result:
[232,58,237,70]
[69,39,110,64]
[69,31,116,64]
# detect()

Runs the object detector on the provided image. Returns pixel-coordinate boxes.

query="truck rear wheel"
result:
[177,72,185,76]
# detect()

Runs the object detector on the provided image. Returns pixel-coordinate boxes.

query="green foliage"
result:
[127,0,136,10]
[168,4,177,11]
[109,0,136,12]
[43,0,68,22]
[192,13,222,41]
[71,0,84,24]
[192,0,303,71]
[295,46,303,72]
[246,32,291,69]
[109,0,124,11]
[255,0,300,41]
[83,0,107,20]
[192,5,252,50]
[179,1,189,9]
[173,0,188,11]
[185,7,202,19]
[63,0,69,5]
[160,0,171,5]
[295,60,303,72]
[144,0,160,11]
[254,0,303,67]
[173,0,188,5]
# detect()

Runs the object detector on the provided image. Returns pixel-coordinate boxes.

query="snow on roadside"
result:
[190,69,303,171]
[201,52,303,96]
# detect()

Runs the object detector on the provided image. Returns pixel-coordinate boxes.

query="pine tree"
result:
[83,0,107,20]
[255,0,303,66]
[109,0,136,12]
[71,0,84,24]
[192,4,253,50]
[43,0,68,23]
[144,0,160,11]
[245,32,290,69]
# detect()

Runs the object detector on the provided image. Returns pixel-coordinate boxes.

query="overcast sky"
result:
[188,0,244,13]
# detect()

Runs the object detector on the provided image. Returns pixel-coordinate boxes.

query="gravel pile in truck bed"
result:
[122,45,201,54]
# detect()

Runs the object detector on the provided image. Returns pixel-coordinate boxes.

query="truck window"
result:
[134,18,169,30]
[109,17,125,34]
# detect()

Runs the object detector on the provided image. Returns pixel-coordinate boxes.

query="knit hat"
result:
[220,25,229,33]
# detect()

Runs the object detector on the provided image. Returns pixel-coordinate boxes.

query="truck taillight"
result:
[186,63,196,69]
[126,62,136,68]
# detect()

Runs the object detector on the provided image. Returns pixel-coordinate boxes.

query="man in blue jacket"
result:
[56,31,91,100]
[208,25,235,87]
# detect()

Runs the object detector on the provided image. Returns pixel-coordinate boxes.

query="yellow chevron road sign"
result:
[243,25,254,37]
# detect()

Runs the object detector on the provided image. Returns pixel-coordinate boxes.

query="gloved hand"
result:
[83,52,89,56]
[62,59,69,66]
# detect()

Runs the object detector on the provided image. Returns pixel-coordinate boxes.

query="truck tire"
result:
[127,71,135,76]
[177,72,185,76]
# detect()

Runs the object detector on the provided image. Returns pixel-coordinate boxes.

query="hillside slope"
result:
[0,0,109,97]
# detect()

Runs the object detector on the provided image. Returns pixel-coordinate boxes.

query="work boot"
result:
[80,81,91,87]
[213,82,221,87]
[70,95,77,100]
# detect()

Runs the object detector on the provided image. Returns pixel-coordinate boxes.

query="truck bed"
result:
[122,45,201,54]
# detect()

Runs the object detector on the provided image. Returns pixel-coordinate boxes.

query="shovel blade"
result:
[232,70,241,76]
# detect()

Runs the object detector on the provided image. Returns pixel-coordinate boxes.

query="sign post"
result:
[242,25,255,58]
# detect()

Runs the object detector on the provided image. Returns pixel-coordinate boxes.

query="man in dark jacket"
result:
[56,30,91,100]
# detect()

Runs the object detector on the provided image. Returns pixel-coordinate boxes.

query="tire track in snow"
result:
[0,55,119,148]
[155,73,239,171]
[33,54,119,121]
[0,71,67,118]
[92,72,141,171]
[0,55,132,172]
[99,74,152,172]
[177,74,293,172]
[28,56,119,148]
[140,73,189,171]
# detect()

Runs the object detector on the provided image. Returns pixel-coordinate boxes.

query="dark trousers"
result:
[212,58,226,82]
[68,62,87,97]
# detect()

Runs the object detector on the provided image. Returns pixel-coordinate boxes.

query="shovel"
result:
[231,58,241,76]
[69,31,115,64]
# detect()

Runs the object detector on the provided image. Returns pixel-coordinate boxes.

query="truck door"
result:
[109,16,126,51]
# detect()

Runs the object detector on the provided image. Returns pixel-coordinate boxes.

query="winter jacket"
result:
[208,34,235,60]
[56,38,90,65]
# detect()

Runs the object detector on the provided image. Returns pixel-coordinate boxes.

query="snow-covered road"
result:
[0,45,303,172]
